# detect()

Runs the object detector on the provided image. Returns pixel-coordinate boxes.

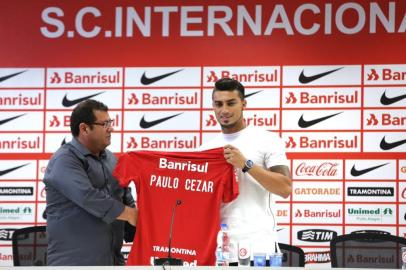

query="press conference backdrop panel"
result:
[0,0,405,267]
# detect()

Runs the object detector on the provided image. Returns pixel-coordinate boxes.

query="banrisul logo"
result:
[297,229,337,242]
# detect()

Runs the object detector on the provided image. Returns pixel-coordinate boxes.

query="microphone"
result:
[154,199,184,266]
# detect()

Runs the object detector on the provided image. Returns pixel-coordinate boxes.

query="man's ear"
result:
[242,99,247,109]
[79,123,88,135]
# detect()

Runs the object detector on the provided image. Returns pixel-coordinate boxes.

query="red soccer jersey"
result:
[113,148,238,266]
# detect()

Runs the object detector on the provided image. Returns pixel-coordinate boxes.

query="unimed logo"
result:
[347,207,394,223]
[347,207,392,215]
[297,229,337,242]
[347,187,394,197]
[0,206,32,216]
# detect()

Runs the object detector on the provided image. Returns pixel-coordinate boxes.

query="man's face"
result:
[88,110,113,151]
[212,90,246,131]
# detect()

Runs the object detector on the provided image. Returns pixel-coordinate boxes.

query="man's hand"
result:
[223,144,247,169]
[223,145,292,198]
[117,205,138,226]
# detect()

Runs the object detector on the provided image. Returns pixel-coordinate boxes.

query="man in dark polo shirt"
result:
[44,99,137,265]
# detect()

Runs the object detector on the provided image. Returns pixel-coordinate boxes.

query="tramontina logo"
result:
[297,229,337,242]
[0,187,34,196]
[347,187,394,197]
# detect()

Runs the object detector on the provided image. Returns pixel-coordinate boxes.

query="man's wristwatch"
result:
[242,159,254,173]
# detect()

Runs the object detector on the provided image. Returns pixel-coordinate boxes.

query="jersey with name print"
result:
[113,148,238,266]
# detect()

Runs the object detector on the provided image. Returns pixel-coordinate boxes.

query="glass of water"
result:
[269,252,283,267]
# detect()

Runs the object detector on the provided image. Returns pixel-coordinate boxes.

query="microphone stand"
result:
[154,200,184,266]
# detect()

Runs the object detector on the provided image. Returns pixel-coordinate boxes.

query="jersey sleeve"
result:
[113,153,139,188]
[264,133,289,168]
[222,166,239,203]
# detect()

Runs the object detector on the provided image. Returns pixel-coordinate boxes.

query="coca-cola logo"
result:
[295,162,338,177]
[401,188,406,199]
[40,186,46,199]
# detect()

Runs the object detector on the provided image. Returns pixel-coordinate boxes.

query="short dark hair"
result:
[70,99,108,137]
[213,77,245,100]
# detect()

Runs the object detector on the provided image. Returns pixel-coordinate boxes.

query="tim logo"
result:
[285,92,297,104]
[367,69,379,81]
[0,228,16,241]
[50,72,62,84]
[297,229,337,242]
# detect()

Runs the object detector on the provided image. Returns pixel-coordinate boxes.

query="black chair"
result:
[12,226,47,266]
[330,232,406,268]
[278,243,305,267]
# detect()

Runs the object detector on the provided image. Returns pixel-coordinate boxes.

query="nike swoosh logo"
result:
[140,113,183,129]
[299,67,343,84]
[350,163,389,177]
[0,70,27,83]
[244,90,263,99]
[380,90,406,105]
[380,136,406,150]
[140,69,183,85]
[62,91,104,107]
[298,112,343,128]
[0,163,29,176]
[0,114,26,126]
